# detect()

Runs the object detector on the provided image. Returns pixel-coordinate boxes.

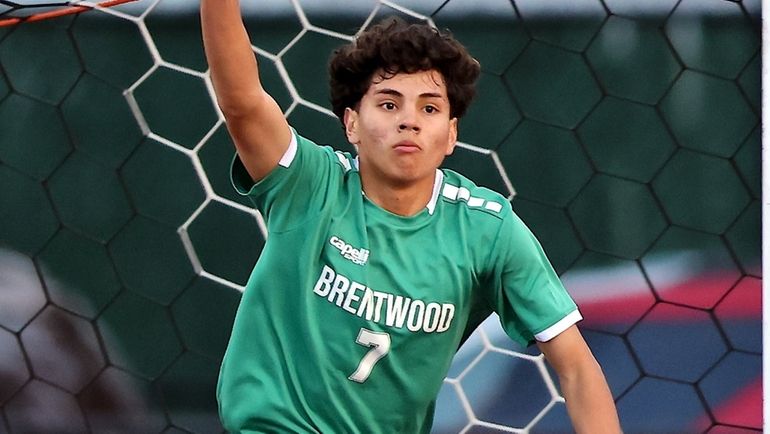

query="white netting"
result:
[0,0,763,432]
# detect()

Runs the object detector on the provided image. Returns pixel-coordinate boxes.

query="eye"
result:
[424,105,439,114]
[381,102,396,111]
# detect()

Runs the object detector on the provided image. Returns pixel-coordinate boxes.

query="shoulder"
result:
[438,168,513,221]
[294,130,357,174]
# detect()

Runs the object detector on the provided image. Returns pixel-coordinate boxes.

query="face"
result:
[344,70,458,188]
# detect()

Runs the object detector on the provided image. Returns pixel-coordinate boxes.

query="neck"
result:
[360,171,436,217]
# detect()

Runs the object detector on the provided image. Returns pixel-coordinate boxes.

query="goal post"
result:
[0,0,138,26]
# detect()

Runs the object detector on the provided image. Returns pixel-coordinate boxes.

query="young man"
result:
[202,1,621,432]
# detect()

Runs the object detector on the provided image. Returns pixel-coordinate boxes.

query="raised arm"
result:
[201,0,291,182]
[537,325,622,433]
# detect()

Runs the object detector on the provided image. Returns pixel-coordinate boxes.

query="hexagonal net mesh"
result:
[0,0,761,433]
[0,0,137,26]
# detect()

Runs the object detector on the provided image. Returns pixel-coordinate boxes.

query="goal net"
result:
[0,0,760,433]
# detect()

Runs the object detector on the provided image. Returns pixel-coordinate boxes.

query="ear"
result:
[344,108,360,145]
[445,117,458,156]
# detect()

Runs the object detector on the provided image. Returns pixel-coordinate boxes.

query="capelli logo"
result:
[329,236,370,266]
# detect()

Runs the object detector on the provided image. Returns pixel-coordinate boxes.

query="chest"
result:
[317,208,482,308]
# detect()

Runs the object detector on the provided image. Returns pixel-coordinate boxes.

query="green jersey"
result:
[217,130,580,433]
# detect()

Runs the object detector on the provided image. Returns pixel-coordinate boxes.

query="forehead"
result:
[368,70,448,96]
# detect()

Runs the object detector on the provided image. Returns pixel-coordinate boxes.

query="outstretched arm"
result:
[201,0,291,182]
[537,325,622,433]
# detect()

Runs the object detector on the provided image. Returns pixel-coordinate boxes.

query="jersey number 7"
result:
[348,328,391,383]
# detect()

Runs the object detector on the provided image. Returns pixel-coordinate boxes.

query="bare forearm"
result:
[560,360,621,434]
[538,326,621,433]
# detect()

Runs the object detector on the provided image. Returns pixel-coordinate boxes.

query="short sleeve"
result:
[485,210,581,346]
[230,129,344,232]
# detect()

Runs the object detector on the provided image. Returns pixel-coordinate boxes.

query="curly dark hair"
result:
[329,17,480,124]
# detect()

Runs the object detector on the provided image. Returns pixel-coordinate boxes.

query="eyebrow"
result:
[374,88,446,100]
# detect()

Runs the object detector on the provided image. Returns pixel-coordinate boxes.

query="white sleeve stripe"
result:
[277,132,298,168]
[457,187,471,201]
[336,152,352,172]
[442,183,459,200]
[534,309,583,342]
[467,197,484,207]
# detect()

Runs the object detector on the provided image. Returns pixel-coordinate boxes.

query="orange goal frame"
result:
[0,0,138,26]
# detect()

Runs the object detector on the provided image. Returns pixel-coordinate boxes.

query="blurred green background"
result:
[0,0,761,433]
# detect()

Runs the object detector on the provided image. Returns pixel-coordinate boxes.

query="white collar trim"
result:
[426,169,443,215]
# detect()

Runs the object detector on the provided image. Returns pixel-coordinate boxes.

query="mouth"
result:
[393,140,421,153]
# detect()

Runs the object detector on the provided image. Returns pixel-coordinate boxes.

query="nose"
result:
[398,107,420,133]
[398,118,420,133]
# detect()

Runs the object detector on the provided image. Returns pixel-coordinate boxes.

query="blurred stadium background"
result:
[0,0,761,432]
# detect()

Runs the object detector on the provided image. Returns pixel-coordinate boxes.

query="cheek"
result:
[364,122,391,144]
[357,110,390,142]
[436,125,454,147]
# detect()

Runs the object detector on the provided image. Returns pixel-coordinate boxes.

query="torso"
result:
[219,140,509,433]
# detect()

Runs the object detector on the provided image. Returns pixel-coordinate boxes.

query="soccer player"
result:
[202,1,621,432]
